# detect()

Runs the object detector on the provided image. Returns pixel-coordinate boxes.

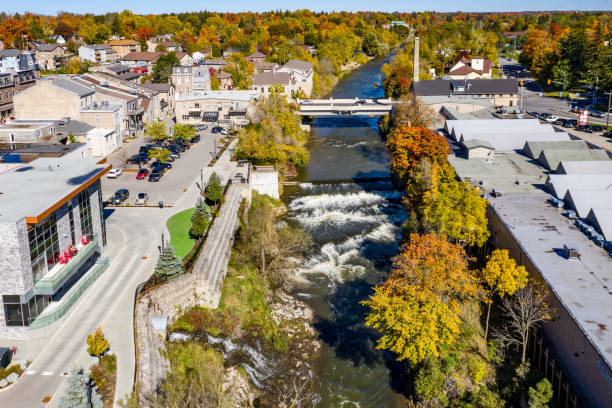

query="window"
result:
[28,213,59,283]
[3,294,51,326]
[96,181,107,246]
[78,189,93,240]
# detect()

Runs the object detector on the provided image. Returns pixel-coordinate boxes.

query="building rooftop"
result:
[280,59,313,73]
[0,122,53,131]
[545,174,612,199]
[538,149,610,171]
[461,132,571,153]
[523,140,588,159]
[140,82,172,92]
[414,79,518,97]
[121,51,162,62]
[489,193,612,370]
[445,118,545,141]
[556,160,612,175]
[563,189,612,218]
[52,78,95,97]
[36,44,63,52]
[177,90,258,102]
[0,156,109,223]
[108,39,139,46]
[252,71,291,86]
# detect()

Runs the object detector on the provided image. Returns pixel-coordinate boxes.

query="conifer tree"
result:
[58,368,103,408]
[154,245,184,280]
[206,172,222,204]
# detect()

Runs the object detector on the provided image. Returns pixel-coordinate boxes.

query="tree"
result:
[206,172,222,204]
[59,368,103,408]
[493,283,552,362]
[193,198,211,223]
[144,121,167,142]
[152,52,179,83]
[389,94,437,130]
[86,327,109,361]
[148,148,171,163]
[480,249,528,340]
[528,378,553,408]
[79,17,110,44]
[173,123,196,141]
[154,245,185,280]
[190,212,209,238]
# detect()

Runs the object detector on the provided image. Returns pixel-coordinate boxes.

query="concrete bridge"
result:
[297,98,396,116]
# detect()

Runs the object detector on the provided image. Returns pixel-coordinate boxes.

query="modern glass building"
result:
[0,156,110,337]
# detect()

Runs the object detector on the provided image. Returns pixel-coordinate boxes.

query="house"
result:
[216,71,233,90]
[413,79,519,107]
[171,66,211,97]
[78,45,118,63]
[0,50,39,77]
[140,82,176,118]
[108,39,141,59]
[448,56,493,79]
[253,62,278,72]
[97,65,141,82]
[201,58,228,72]
[0,155,110,338]
[175,52,194,66]
[276,59,314,96]
[149,41,180,52]
[222,48,240,58]
[50,35,66,44]
[120,52,163,72]
[251,72,292,97]
[175,90,258,127]
[246,51,266,63]
[35,44,66,71]
[192,49,211,63]
[85,128,117,157]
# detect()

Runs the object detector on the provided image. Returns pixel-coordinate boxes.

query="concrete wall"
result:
[250,167,279,199]
[13,81,83,120]
[0,219,32,297]
[487,206,612,407]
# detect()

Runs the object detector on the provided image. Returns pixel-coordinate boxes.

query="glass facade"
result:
[96,181,107,246]
[3,294,51,326]
[78,189,93,239]
[28,213,60,284]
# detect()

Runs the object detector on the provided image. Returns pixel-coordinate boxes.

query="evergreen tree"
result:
[206,172,222,204]
[152,52,180,83]
[193,197,211,222]
[190,212,209,238]
[154,245,184,280]
[58,368,103,408]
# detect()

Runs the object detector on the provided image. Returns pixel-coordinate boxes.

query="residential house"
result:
[50,35,66,44]
[201,58,228,72]
[35,44,66,71]
[175,90,258,127]
[108,39,141,59]
[171,66,211,97]
[216,72,233,90]
[0,155,109,338]
[120,52,163,75]
[276,59,314,96]
[78,45,118,63]
[85,128,118,157]
[140,82,176,118]
[96,65,141,82]
[413,79,519,107]
[448,56,493,79]
[149,41,180,53]
[192,49,212,63]
[251,71,292,97]
[254,62,278,73]
[175,52,194,66]
[246,51,266,63]
[222,48,240,58]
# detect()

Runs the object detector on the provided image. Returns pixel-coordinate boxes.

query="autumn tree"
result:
[389,94,438,130]
[86,327,110,362]
[144,121,167,142]
[493,283,552,362]
[80,16,110,44]
[480,249,528,340]
[173,123,196,141]
[148,148,171,164]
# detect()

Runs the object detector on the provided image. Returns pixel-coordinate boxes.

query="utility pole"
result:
[592,76,598,107]
[605,91,611,129]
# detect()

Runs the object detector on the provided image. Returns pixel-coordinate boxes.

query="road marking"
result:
[41,371,54,376]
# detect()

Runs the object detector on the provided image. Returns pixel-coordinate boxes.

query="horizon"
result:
[2,1,611,16]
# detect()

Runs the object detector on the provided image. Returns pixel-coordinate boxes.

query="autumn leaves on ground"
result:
[362,102,554,407]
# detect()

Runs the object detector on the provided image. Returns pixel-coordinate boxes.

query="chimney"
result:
[413,36,420,83]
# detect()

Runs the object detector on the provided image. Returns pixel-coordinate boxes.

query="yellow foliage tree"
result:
[144,121,167,142]
[86,327,109,362]
[480,249,528,340]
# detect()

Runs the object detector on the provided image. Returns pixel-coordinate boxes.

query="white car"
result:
[544,115,560,123]
[107,168,123,178]
[135,192,149,205]
[300,100,314,105]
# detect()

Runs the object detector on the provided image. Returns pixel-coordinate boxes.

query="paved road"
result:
[0,132,217,407]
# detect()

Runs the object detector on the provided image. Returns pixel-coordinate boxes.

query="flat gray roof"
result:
[489,193,612,369]
[0,156,108,223]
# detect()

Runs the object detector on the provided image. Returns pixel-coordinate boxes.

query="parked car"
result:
[587,125,605,133]
[589,109,605,118]
[553,117,565,125]
[107,168,123,178]
[189,135,200,143]
[136,168,150,179]
[355,99,367,105]
[211,126,222,133]
[136,192,149,205]
[195,124,208,131]
[151,161,172,169]
[603,130,612,138]
[563,119,578,128]
[169,152,180,160]
[128,154,148,165]
[112,189,129,204]
[148,172,162,182]
[300,100,314,105]
[544,115,560,123]
[168,144,186,152]
[575,124,592,132]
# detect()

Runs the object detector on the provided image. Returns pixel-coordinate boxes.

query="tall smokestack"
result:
[413,36,420,83]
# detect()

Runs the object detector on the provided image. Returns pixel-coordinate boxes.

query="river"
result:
[282,53,408,407]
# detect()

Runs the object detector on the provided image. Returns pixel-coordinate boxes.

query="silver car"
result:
[136,192,149,205]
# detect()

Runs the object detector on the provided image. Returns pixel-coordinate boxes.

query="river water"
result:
[282,54,408,407]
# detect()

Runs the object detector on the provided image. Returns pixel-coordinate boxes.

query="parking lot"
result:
[101,130,221,206]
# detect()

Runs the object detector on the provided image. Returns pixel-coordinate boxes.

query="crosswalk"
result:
[25,370,69,377]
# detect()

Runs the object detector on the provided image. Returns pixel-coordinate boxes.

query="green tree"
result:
[528,378,553,408]
[86,327,109,361]
[148,148,171,163]
[206,172,222,204]
[193,197,211,223]
[173,123,196,141]
[144,121,167,142]
[190,212,209,238]
[79,17,110,44]
[152,52,179,83]
[480,249,528,340]
[414,358,448,406]
[59,368,103,408]
[154,245,185,280]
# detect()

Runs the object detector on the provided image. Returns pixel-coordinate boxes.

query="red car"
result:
[136,168,150,179]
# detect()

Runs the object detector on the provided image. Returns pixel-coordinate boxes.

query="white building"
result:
[78,45,118,63]
[175,90,258,127]
[276,59,314,96]
[251,71,293,97]
[85,128,118,157]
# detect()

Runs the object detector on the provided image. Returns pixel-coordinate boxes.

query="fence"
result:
[29,258,110,330]
[528,327,581,408]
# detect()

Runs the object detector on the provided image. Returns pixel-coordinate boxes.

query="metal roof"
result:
[563,189,612,218]
[586,208,612,241]
[460,132,570,152]
[556,160,612,175]
[252,71,291,86]
[445,118,545,141]
[523,140,589,159]
[538,149,610,171]
[414,79,518,97]
[52,78,95,97]
[546,174,612,198]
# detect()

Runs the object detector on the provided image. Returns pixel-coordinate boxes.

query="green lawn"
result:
[166,208,195,259]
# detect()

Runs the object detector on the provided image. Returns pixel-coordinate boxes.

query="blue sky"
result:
[4,1,611,15]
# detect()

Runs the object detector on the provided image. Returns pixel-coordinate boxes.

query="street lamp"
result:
[592,76,599,107]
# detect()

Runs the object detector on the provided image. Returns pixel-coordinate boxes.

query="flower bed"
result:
[0,360,28,389]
